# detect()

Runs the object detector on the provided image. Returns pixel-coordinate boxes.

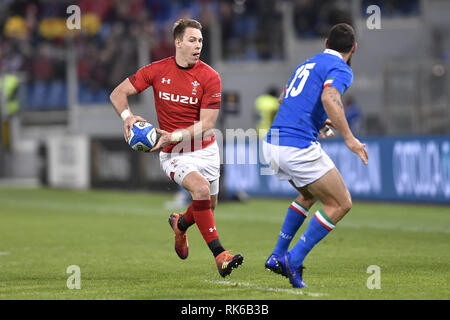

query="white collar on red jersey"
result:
[323,48,344,60]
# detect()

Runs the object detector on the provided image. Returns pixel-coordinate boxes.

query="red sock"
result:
[192,199,218,244]
[183,204,195,225]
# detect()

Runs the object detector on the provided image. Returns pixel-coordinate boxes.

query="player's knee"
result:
[192,183,211,199]
[303,197,316,209]
[340,194,352,214]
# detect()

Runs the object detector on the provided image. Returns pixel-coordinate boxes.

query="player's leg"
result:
[275,181,318,255]
[304,167,352,223]
[165,143,243,276]
[176,179,218,231]
[182,171,222,248]
[169,182,218,260]
[269,143,349,287]
[176,203,195,231]
[182,171,243,277]
[262,140,318,275]
[210,193,218,213]
[265,185,317,274]
[162,154,194,260]
[179,144,220,236]
[279,167,351,287]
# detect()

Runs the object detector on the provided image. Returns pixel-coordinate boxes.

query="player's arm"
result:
[150,109,219,152]
[277,88,285,104]
[174,108,218,142]
[321,86,368,164]
[192,108,219,139]
[110,78,147,142]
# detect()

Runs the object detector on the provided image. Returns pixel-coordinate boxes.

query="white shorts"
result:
[159,141,220,195]
[262,140,335,188]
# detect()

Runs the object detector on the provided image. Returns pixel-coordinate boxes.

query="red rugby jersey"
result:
[128,57,221,153]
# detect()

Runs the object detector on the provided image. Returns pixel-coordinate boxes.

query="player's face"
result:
[176,27,203,66]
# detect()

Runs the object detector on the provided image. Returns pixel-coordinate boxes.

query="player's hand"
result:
[123,115,147,142]
[319,120,335,139]
[150,128,171,152]
[323,119,334,129]
[345,137,368,165]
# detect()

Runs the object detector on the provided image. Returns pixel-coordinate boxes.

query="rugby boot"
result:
[168,213,189,259]
[265,253,286,277]
[276,252,307,288]
[215,250,244,277]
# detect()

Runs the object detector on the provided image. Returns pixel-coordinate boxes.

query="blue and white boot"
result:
[276,252,307,288]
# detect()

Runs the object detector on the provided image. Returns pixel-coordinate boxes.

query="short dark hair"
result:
[172,19,202,40]
[326,23,355,53]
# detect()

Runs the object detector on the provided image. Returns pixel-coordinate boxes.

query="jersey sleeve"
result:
[128,64,154,93]
[323,66,353,95]
[201,72,222,109]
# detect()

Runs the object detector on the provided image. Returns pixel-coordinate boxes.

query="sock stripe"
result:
[294,201,309,212]
[314,209,335,231]
[289,201,308,218]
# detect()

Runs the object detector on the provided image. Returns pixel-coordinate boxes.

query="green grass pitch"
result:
[0,187,449,300]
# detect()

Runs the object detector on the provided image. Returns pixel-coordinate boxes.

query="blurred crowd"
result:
[293,0,353,38]
[360,0,420,17]
[1,0,220,108]
[0,0,419,110]
[293,0,419,38]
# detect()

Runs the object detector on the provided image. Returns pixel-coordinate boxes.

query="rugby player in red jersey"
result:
[110,19,243,277]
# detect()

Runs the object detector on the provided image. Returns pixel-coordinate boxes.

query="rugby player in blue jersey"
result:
[262,23,368,288]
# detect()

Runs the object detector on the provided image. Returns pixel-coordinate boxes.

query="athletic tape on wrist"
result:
[170,131,183,142]
[120,109,131,121]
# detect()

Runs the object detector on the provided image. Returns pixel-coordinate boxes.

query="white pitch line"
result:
[0,251,9,256]
[202,280,327,298]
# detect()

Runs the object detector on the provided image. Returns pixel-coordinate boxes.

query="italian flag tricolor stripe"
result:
[289,201,308,218]
[314,209,335,231]
[323,77,334,88]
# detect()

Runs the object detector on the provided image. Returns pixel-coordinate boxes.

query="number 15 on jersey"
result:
[285,63,316,99]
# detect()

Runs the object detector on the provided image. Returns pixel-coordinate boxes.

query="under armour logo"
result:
[162,78,171,84]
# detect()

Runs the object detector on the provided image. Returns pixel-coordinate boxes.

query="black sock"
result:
[208,239,225,257]
[177,215,193,232]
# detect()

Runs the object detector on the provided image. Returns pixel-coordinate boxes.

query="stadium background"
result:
[0,0,449,301]
[0,0,449,203]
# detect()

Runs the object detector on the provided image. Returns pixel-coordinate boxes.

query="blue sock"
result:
[289,209,336,267]
[272,201,308,256]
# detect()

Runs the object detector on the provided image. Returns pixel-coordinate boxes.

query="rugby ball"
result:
[128,122,160,152]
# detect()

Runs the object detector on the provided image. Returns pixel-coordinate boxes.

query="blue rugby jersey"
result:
[266,49,353,148]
